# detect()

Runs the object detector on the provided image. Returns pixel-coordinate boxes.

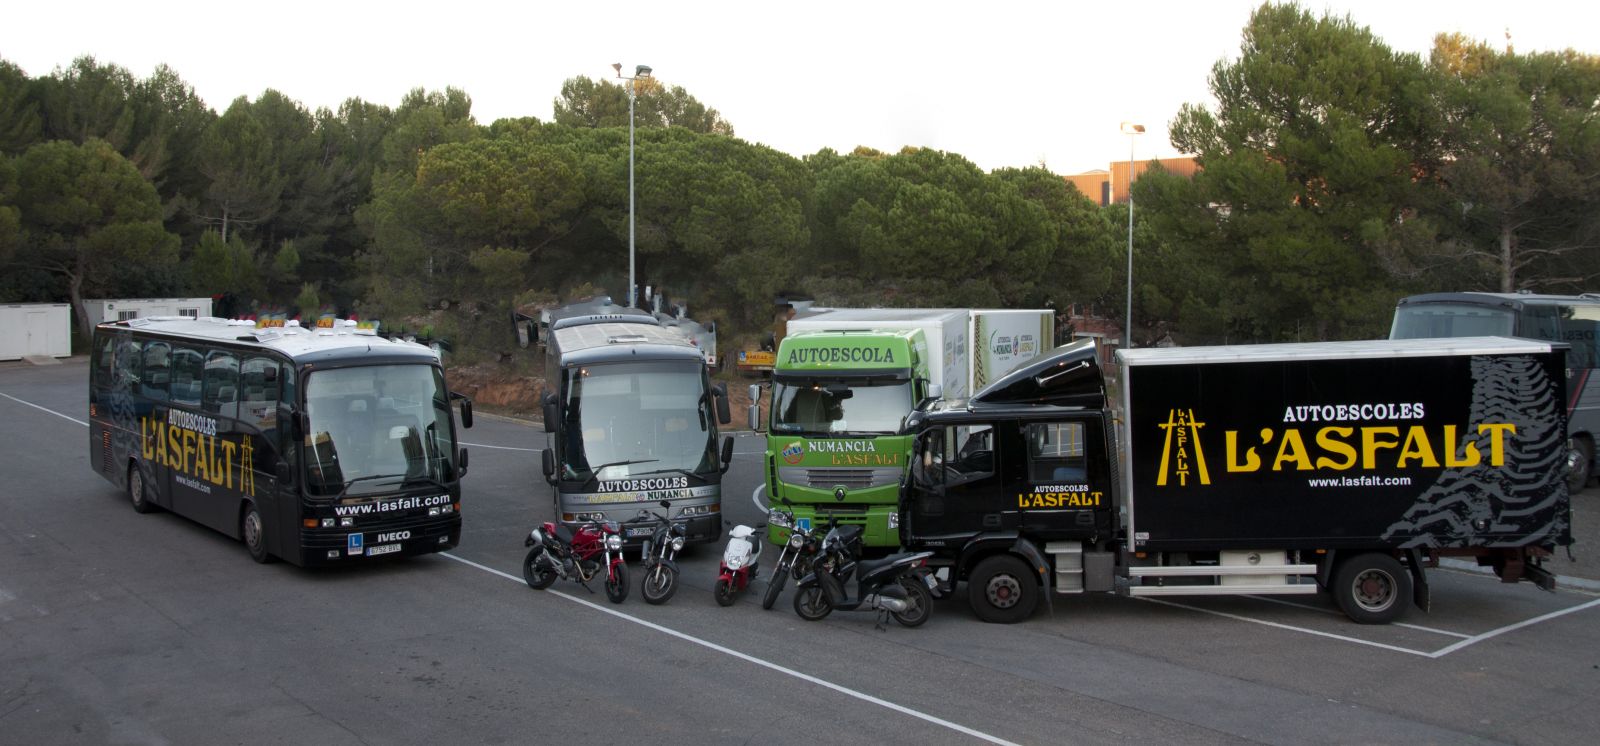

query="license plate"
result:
[627,527,652,538]
[366,543,401,557]
[923,573,938,590]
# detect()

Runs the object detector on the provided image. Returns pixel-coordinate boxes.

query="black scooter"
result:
[791,525,935,628]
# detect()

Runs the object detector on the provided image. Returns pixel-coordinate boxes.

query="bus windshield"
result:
[771,376,913,436]
[304,364,457,497]
[560,361,717,483]
[1390,303,1514,339]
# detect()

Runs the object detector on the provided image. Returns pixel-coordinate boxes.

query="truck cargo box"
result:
[1117,337,1572,552]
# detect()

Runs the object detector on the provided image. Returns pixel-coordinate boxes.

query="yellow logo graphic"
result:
[1157,409,1211,486]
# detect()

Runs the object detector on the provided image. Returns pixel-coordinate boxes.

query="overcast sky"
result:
[4,1,1596,174]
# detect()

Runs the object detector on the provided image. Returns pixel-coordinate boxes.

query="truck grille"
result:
[778,466,900,490]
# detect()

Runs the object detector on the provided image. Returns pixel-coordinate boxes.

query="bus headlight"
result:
[605,534,623,551]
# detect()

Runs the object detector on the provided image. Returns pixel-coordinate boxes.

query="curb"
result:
[1437,557,1600,594]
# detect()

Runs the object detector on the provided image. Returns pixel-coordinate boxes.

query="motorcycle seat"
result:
[854,555,904,582]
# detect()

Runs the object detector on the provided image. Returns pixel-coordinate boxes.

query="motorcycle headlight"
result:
[788,534,804,549]
[670,536,685,552]
[726,555,745,571]
[605,534,623,551]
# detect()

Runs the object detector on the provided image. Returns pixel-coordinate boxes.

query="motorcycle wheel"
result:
[892,576,934,628]
[522,548,557,590]
[761,563,790,610]
[792,584,832,621]
[605,562,630,604]
[641,563,678,605]
[713,577,736,607]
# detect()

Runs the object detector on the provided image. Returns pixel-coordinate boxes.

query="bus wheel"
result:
[242,503,274,564]
[1332,553,1410,625]
[968,555,1038,624]
[127,463,156,514]
[1567,437,1593,492]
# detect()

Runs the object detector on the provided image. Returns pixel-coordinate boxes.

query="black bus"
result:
[89,316,473,565]
[1390,291,1600,489]
[538,307,732,545]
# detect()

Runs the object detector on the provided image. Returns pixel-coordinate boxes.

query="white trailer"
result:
[969,309,1055,390]
[0,303,72,360]
[84,297,213,328]
[786,307,1056,398]
[786,308,972,399]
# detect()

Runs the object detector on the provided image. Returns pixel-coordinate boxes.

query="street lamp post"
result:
[613,63,653,308]
[1121,122,1145,349]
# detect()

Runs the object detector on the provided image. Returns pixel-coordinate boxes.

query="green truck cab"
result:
[749,329,936,547]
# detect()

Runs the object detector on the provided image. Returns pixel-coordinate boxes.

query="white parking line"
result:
[1243,595,1473,639]
[1428,596,1600,657]
[441,552,1019,746]
[0,392,89,427]
[1138,597,1437,657]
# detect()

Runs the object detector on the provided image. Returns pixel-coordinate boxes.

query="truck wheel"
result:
[1567,437,1593,492]
[1332,553,1411,625]
[968,555,1038,624]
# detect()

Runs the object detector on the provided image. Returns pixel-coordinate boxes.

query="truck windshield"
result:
[560,361,717,482]
[1390,303,1514,339]
[303,365,457,497]
[771,377,912,435]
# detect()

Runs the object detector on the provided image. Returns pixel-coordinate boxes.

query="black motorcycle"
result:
[761,499,824,610]
[792,525,935,628]
[634,501,688,605]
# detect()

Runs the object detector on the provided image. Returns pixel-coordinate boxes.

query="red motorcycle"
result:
[523,519,629,603]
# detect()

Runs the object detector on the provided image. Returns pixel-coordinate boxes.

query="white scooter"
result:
[713,517,766,606]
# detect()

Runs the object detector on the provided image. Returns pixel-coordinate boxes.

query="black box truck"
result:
[898,337,1573,624]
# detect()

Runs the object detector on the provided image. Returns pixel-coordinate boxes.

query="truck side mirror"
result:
[926,382,943,401]
[458,447,469,477]
[714,382,731,425]
[542,392,558,433]
[720,435,734,473]
[541,449,556,484]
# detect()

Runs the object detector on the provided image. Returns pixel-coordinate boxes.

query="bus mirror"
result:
[714,383,731,425]
[458,447,469,477]
[720,435,734,473]
[542,393,558,434]
[282,406,304,441]
[452,393,474,429]
[541,449,556,484]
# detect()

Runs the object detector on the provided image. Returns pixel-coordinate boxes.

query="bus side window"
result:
[1560,305,1600,369]
[240,357,277,428]
[115,338,141,387]
[141,342,171,400]
[170,346,204,407]
[203,350,240,418]
[92,333,115,389]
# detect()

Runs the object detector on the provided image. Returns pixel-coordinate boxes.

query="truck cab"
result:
[900,340,1117,621]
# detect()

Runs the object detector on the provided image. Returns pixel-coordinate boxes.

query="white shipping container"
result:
[0,303,72,360]
[84,297,212,328]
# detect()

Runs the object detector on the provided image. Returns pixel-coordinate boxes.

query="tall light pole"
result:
[613,62,653,308]
[1120,121,1145,349]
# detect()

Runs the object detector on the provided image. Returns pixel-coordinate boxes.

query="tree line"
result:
[2,2,1597,357]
